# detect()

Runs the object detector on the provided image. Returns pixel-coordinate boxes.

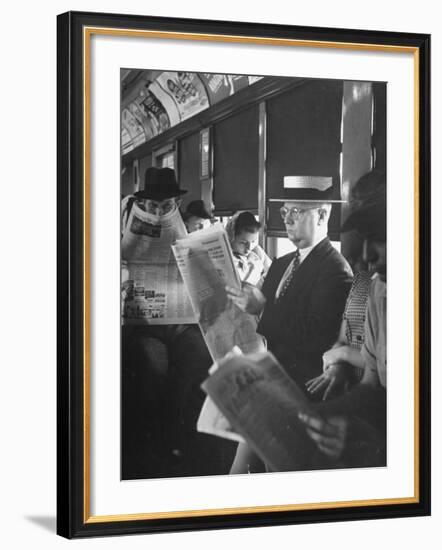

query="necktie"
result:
[277,249,301,299]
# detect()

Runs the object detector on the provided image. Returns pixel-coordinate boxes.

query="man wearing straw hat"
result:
[227,175,353,474]
[227,175,353,390]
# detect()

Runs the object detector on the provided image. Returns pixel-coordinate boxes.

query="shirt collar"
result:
[297,236,326,262]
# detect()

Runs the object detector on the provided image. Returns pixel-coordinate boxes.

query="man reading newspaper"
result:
[225,175,353,473]
[121,167,226,478]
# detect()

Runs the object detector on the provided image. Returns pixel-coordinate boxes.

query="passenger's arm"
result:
[322,344,365,371]
[314,361,386,432]
[226,284,266,315]
[332,318,348,348]
[299,366,385,459]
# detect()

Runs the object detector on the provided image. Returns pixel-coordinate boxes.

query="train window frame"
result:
[57,11,430,539]
[152,142,176,170]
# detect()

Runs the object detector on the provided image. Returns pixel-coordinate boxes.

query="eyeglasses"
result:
[279,206,317,220]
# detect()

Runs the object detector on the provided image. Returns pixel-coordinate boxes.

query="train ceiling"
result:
[121,69,263,155]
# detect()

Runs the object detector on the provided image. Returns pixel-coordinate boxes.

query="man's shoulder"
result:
[313,238,352,274]
[271,251,296,270]
[263,251,294,283]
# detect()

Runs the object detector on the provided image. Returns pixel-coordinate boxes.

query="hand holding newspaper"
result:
[202,351,331,472]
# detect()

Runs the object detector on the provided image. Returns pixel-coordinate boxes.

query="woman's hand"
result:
[305,364,350,401]
[322,345,352,372]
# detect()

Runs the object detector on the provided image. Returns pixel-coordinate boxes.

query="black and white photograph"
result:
[1,0,438,545]
[54,10,430,539]
[120,69,387,481]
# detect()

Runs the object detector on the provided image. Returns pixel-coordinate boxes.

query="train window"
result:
[153,143,176,170]
[213,105,259,212]
[179,132,201,208]
[372,82,386,173]
[158,151,175,169]
[139,154,153,190]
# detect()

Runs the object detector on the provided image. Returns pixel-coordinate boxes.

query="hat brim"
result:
[341,205,386,237]
[269,198,346,204]
[134,188,187,200]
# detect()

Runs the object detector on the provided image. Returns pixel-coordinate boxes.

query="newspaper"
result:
[172,225,266,442]
[171,224,265,360]
[196,347,245,443]
[121,202,195,325]
[202,351,329,472]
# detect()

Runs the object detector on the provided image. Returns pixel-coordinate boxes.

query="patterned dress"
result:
[342,270,373,381]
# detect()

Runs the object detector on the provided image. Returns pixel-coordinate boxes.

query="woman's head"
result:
[229,212,261,256]
[182,200,213,233]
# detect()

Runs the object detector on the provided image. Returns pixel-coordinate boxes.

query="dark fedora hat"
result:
[183,200,212,220]
[341,170,386,239]
[134,167,187,200]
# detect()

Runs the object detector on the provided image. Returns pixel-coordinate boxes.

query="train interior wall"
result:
[122,78,386,262]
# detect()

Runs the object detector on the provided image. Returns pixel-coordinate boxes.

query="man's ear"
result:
[317,208,327,225]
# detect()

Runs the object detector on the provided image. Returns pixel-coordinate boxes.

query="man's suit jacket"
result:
[258,237,353,388]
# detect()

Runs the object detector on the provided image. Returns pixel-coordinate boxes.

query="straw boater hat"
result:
[270,175,345,204]
[134,167,187,201]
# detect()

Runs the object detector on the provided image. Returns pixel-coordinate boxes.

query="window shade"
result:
[178,131,201,208]
[213,105,259,213]
[266,80,343,239]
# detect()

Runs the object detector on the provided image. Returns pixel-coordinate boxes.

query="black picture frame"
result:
[57,10,431,539]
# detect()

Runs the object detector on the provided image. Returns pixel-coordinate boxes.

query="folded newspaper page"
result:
[171,224,265,360]
[121,202,195,325]
[196,397,245,444]
[196,347,245,444]
[172,225,266,442]
[202,351,330,472]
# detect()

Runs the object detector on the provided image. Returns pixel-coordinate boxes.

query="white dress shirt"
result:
[274,241,318,299]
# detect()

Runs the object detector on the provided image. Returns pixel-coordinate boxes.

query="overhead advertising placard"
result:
[121,108,146,150]
[156,71,209,121]
[199,73,233,104]
[139,87,174,135]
